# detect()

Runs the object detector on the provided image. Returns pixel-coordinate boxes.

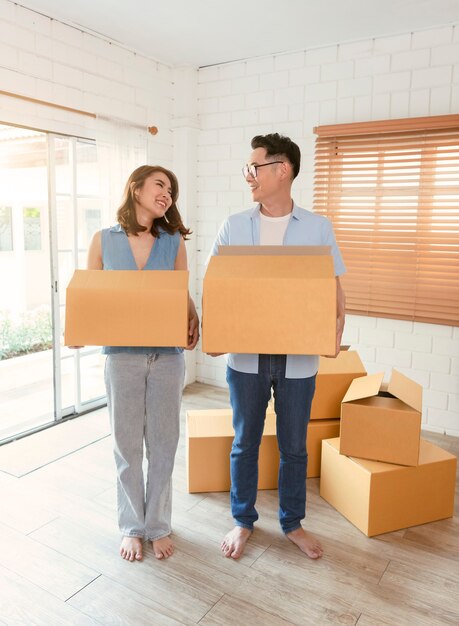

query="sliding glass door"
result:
[0,124,106,443]
[0,126,54,441]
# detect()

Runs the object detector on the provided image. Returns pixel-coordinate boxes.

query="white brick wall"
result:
[196,24,459,436]
[2,1,458,435]
[0,0,173,144]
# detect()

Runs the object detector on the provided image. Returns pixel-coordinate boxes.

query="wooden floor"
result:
[0,382,458,626]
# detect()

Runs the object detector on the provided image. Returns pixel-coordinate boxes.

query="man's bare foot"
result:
[286,527,323,559]
[152,535,174,560]
[221,526,252,559]
[120,536,143,561]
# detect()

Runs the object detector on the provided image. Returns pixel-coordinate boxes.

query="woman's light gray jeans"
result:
[105,352,185,541]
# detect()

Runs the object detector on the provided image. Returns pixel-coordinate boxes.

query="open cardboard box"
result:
[320,437,456,537]
[64,269,189,347]
[310,349,366,420]
[202,246,336,355]
[339,370,422,466]
[186,408,340,493]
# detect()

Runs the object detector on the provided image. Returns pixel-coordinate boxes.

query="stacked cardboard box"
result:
[186,350,366,493]
[340,370,422,465]
[186,407,277,493]
[310,350,366,420]
[305,349,366,477]
[186,407,342,493]
[320,370,457,536]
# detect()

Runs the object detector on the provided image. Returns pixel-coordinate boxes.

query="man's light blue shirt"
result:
[208,202,346,379]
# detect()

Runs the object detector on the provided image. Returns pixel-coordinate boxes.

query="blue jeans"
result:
[227,355,316,534]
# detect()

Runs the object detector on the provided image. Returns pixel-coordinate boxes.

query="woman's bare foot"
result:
[221,526,252,559]
[286,528,323,559]
[152,535,174,560]
[120,536,143,561]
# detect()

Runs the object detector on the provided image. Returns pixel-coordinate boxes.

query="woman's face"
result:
[134,171,173,220]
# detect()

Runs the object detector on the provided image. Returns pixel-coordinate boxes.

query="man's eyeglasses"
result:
[242,161,284,178]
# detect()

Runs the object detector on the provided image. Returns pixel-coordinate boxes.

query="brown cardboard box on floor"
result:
[310,350,366,420]
[339,370,422,466]
[64,269,189,347]
[186,407,278,493]
[186,409,340,493]
[320,437,456,537]
[307,419,341,477]
[202,246,336,355]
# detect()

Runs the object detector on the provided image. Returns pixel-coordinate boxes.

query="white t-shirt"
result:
[259,210,291,245]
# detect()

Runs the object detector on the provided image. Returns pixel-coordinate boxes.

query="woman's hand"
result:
[185,309,199,350]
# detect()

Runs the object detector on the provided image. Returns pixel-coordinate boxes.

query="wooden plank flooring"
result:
[0,381,457,626]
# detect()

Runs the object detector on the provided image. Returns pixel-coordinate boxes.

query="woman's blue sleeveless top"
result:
[101,224,183,355]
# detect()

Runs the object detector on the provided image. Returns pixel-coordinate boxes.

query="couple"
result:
[87,132,345,563]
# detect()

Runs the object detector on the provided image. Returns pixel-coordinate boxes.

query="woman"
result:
[87,165,199,562]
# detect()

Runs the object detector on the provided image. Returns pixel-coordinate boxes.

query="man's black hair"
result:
[251,133,301,179]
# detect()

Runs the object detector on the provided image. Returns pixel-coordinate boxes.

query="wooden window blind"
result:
[313,115,459,326]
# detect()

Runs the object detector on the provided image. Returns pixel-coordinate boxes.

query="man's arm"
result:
[206,218,230,262]
[205,218,230,356]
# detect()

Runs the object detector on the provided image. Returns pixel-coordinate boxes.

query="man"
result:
[208,133,346,560]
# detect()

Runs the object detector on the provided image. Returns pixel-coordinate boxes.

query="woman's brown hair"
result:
[116,165,191,239]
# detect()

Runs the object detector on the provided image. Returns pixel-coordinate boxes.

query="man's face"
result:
[244,147,283,203]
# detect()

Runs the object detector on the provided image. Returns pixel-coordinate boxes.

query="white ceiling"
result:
[17,0,459,67]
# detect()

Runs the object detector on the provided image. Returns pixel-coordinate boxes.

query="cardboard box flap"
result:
[323,438,396,474]
[69,269,188,291]
[326,437,456,473]
[187,409,235,437]
[187,408,276,438]
[318,350,365,374]
[388,369,423,412]
[206,255,334,279]
[342,372,385,403]
[218,245,331,256]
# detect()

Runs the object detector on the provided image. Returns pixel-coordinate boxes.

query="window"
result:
[0,206,13,251]
[314,115,459,326]
[84,208,101,243]
[23,207,42,250]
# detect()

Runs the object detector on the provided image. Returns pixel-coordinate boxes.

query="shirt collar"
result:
[109,224,124,233]
[250,201,300,220]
